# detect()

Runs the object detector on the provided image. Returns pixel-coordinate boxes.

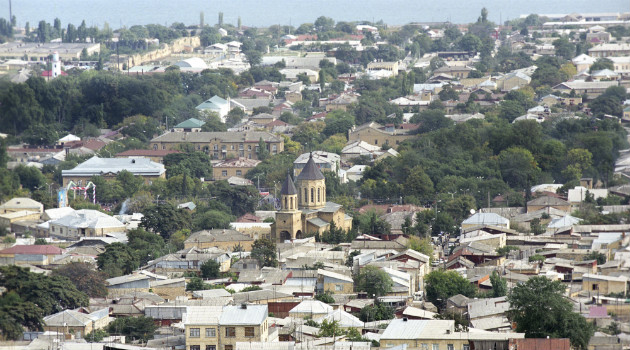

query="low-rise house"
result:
[325,93,359,112]
[0,210,42,228]
[380,319,524,349]
[467,296,511,332]
[582,273,628,296]
[184,229,254,251]
[526,196,571,213]
[496,71,531,91]
[43,308,110,339]
[433,65,472,79]
[461,213,510,230]
[213,157,261,180]
[196,95,231,122]
[317,269,354,294]
[143,247,231,276]
[173,118,206,132]
[0,244,64,265]
[289,299,334,318]
[106,273,152,297]
[48,209,127,240]
[348,122,414,148]
[314,309,364,328]
[61,156,166,186]
[293,151,340,177]
[367,61,399,77]
[588,43,630,58]
[0,197,44,214]
[552,80,619,99]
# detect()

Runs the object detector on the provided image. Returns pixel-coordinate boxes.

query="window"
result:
[432,345,439,350]
[244,327,255,337]
[239,144,244,150]
[304,188,308,203]
[206,346,216,350]
[224,346,233,350]
[163,145,166,150]
[317,188,320,202]
[592,284,599,291]
[463,345,470,350]
[447,345,454,350]
[421,344,429,350]
[225,327,235,337]
[311,188,314,203]
[236,170,242,176]
[190,346,200,350]
[374,139,378,145]
[222,170,228,176]
[190,328,200,338]
[335,284,343,291]
[205,328,216,337]
[153,144,157,150]
[248,145,252,151]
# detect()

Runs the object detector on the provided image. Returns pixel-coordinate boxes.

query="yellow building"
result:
[184,229,254,251]
[348,122,415,148]
[367,61,400,76]
[380,319,524,350]
[150,131,284,160]
[317,269,354,294]
[212,158,261,181]
[272,155,352,241]
[185,304,269,350]
[582,274,628,296]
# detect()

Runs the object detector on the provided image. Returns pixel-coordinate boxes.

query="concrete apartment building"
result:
[150,131,284,160]
[185,304,269,350]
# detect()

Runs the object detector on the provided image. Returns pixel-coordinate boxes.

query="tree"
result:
[585,251,606,265]
[315,291,335,304]
[52,262,108,298]
[589,58,614,73]
[186,276,211,291]
[489,270,507,297]
[86,329,109,342]
[256,137,270,161]
[404,166,435,200]
[318,319,343,338]
[107,316,156,343]
[355,266,393,297]
[251,238,278,267]
[359,302,395,322]
[319,220,347,244]
[245,50,262,66]
[406,236,433,257]
[97,242,139,277]
[140,203,191,240]
[0,291,44,340]
[425,270,476,309]
[507,276,594,350]
[193,210,234,231]
[498,147,540,190]
[200,259,220,279]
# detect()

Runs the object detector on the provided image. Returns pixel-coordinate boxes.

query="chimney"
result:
[402,317,408,322]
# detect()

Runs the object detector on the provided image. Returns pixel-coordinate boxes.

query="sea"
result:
[8,0,630,29]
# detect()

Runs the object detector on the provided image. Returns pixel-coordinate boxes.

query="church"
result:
[272,153,353,241]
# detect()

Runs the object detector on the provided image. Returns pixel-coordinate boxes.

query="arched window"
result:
[290,197,294,210]
[284,197,287,209]
[311,188,314,203]
[317,188,320,202]
[304,188,308,203]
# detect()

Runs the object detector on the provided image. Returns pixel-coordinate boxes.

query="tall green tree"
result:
[251,238,278,267]
[97,242,139,277]
[107,316,156,343]
[52,262,108,298]
[425,270,476,309]
[507,276,594,350]
[355,266,393,297]
[140,203,192,240]
[489,270,507,297]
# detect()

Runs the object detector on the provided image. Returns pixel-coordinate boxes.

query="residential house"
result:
[61,156,166,186]
[367,61,399,77]
[461,213,510,230]
[317,269,354,294]
[325,93,359,112]
[150,131,284,160]
[43,308,110,339]
[196,96,231,122]
[588,43,630,58]
[572,54,597,72]
[582,274,628,296]
[0,197,44,214]
[380,319,524,350]
[173,118,206,132]
[280,68,319,83]
[467,297,511,332]
[184,229,254,251]
[48,209,127,240]
[185,304,269,350]
[496,72,531,91]
[115,149,180,164]
[348,122,414,148]
[106,273,152,297]
[552,80,619,99]
[0,244,64,265]
[143,247,232,276]
[213,158,261,181]
[526,196,571,213]
[289,299,333,318]
[0,210,41,228]
[341,141,382,161]
[433,65,472,79]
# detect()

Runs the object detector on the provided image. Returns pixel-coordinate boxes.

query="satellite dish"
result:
[470,209,476,215]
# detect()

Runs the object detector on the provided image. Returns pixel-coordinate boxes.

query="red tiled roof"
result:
[0,245,64,255]
[116,149,181,157]
[236,213,262,223]
[80,140,107,151]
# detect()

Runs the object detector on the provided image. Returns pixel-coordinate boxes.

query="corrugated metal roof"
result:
[219,304,268,325]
